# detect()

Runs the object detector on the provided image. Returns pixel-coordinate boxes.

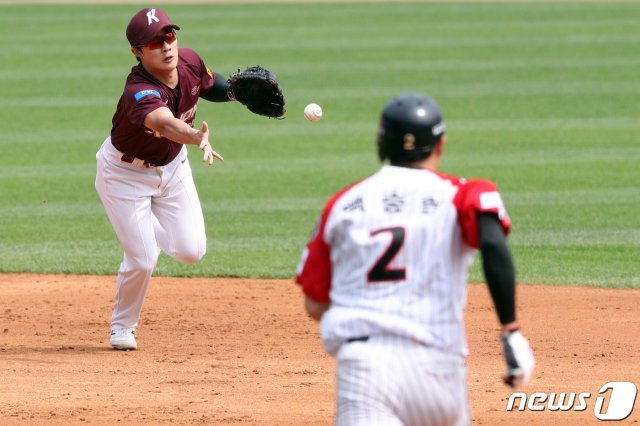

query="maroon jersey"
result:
[110,48,215,166]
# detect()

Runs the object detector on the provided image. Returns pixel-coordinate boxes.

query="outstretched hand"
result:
[198,121,224,166]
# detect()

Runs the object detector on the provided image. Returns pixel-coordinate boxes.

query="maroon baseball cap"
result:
[126,8,180,47]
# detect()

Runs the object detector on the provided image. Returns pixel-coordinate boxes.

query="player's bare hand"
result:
[198,121,224,165]
[200,141,224,165]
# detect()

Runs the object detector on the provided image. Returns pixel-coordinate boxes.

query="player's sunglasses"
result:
[138,30,177,50]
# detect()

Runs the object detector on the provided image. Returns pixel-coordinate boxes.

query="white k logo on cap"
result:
[146,9,160,25]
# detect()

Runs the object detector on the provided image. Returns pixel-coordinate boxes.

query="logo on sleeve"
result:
[134,89,161,102]
[480,191,508,220]
[479,191,504,210]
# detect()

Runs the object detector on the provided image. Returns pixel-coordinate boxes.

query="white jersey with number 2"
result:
[296,165,511,356]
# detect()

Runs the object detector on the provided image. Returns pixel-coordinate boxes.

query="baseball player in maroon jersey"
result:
[296,94,535,425]
[95,8,245,350]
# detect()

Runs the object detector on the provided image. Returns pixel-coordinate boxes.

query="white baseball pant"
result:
[95,137,206,330]
[335,336,470,426]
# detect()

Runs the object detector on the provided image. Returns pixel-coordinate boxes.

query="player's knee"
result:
[126,254,158,276]
[177,251,203,265]
[174,241,206,265]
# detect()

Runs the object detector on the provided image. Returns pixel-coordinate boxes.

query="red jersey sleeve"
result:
[295,215,332,303]
[453,179,511,249]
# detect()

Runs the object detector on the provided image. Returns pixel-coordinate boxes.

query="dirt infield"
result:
[0,274,638,425]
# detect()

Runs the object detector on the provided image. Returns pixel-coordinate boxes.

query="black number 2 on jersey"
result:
[367,227,406,282]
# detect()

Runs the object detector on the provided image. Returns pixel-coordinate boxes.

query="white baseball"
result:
[304,103,323,122]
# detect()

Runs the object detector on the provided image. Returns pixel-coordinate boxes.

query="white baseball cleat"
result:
[110,328,137,350]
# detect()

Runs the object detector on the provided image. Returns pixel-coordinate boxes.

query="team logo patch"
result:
[479,191,504,210]
[134,89,161,102]
[147,9,160,26]
[432,121,446,136]
[480,191,509,220]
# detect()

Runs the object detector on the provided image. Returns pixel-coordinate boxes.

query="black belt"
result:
[121,154,157,168]
[346,336,369,343]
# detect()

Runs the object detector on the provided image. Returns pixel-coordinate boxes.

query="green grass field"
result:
[0,2,638,287]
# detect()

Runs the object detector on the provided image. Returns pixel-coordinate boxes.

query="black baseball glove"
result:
[227,66,286,118]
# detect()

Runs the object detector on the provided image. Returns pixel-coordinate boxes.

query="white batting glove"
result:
[501,329,535,387]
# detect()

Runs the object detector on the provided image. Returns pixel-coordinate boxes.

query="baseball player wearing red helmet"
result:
[95,8,243,350]
[296,94,535,425]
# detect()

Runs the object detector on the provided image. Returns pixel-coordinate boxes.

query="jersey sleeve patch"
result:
[479,191,504,211]
[134,89,161,102]
[200,64,215,95]
[454,179,511,248]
